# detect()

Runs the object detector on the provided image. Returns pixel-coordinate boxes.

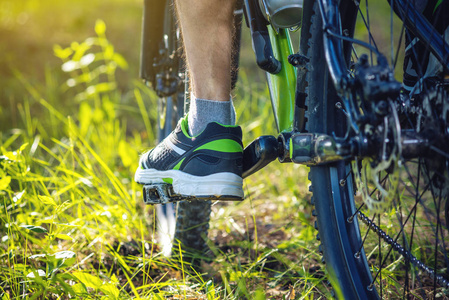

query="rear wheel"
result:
[301,0,449,298]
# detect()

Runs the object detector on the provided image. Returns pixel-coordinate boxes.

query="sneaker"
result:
[135,117,244,199]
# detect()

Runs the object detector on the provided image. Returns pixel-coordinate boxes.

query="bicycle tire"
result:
[301,1,376,298]
[153,0,212,257]
[302,0,449,299]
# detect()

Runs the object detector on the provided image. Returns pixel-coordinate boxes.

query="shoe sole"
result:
[135,168,244,198]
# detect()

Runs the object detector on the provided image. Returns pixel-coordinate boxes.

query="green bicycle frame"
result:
[266,27,297,133]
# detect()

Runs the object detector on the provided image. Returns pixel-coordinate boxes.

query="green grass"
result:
[2,1,437,298]
[0,16,329,299]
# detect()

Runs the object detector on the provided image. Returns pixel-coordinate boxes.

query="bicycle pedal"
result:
[142,184,244,204]
[142,183,183,204]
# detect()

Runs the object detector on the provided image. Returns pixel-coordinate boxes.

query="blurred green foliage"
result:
[0,0,141,132]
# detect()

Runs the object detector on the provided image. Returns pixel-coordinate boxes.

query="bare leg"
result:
[175,0,237,102]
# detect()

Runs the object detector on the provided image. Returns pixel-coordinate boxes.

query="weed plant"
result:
[0,20,329,299]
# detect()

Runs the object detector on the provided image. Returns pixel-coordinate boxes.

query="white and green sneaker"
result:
[135,117,244,199]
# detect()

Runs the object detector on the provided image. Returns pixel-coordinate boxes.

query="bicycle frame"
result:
[266,27,297,133]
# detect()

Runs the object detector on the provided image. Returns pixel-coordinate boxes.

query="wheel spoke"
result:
[378,213,383,299]
[429,145,449,160]
[362,0,376,65]
[348,202,365,223]
[391,0,407,70]
[433,188,442,298]
[405,157,421,295]
[356,213,377,258]
[389,0,394,67]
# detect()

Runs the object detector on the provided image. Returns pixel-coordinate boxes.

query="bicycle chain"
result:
[357,211,449,289]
